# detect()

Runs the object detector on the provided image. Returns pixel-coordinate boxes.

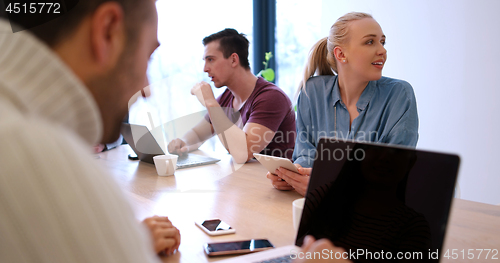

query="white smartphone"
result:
[204,239,274,256]
[195,219,236,236]
[253,153,299,174]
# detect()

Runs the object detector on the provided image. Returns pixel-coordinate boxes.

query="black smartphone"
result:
[204,239,274,256]
[195,219,235,236]
[128,153,139,160]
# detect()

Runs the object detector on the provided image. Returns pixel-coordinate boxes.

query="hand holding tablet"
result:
[253,153,299,174]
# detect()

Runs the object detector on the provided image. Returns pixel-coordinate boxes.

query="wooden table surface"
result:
[96,145,500,262]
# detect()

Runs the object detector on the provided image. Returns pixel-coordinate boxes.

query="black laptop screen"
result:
[296,138,459,262]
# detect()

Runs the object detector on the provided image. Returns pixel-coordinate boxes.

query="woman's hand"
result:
[142,216,181,255]
[271,164,312,196]
[267,170,295,191]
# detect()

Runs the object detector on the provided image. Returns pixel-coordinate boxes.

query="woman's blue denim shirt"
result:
[293,75,419,168]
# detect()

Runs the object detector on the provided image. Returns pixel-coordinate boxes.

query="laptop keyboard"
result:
[177,157,199,166]
[176,154,218,169]
[254,255,292,263]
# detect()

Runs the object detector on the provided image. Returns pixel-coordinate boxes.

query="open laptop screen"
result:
[121,123,165,164]
[296,138,459,261]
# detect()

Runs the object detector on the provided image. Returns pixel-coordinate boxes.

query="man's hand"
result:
[191,81,216,107]
[168,138,188,156]
[142,216,181,255]
[294,236,352,263]
[267,163,312,196]
[94,144,105,153]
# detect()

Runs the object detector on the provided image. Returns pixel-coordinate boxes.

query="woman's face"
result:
[343,18,387,82]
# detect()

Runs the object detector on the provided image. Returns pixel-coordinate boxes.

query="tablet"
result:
[253,153,299,174]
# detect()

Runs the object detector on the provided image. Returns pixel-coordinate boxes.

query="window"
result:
[276,0,322,102]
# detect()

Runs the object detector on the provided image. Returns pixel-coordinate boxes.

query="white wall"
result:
[320,0,500,205]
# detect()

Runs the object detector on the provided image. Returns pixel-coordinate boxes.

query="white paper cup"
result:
[153,154,178,176]
[293,197,305,231]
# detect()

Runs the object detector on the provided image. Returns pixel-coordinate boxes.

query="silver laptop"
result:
[120,123,220,169]
[219,138,460,262]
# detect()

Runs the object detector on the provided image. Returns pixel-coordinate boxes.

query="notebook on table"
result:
[120,123,220,169]
[219,138,460,262]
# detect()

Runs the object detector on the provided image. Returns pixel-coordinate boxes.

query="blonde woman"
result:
[268,12,418,196]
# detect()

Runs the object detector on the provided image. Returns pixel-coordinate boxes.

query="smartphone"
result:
[195,219,236,236]
[128,153,139,160]
[253,153,299,174]
[204,239,274,256]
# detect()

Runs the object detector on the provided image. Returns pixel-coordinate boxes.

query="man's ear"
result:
[230,53,240,68]
[89,2,125,71]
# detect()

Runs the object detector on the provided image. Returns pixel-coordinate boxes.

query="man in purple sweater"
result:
[168,29,296,163]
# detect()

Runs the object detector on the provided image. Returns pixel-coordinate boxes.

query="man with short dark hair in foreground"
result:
[0,1,178,262]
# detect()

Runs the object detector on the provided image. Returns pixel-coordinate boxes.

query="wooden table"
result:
[96,145,500,262]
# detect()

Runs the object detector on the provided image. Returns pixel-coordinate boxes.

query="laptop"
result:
[120,123,220,169]
[219,138,460,262]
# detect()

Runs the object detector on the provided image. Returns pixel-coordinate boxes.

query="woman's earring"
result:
[343,59,346,63]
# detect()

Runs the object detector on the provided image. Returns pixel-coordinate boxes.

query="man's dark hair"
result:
[23,0,150,48]
[203,28,250,70]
